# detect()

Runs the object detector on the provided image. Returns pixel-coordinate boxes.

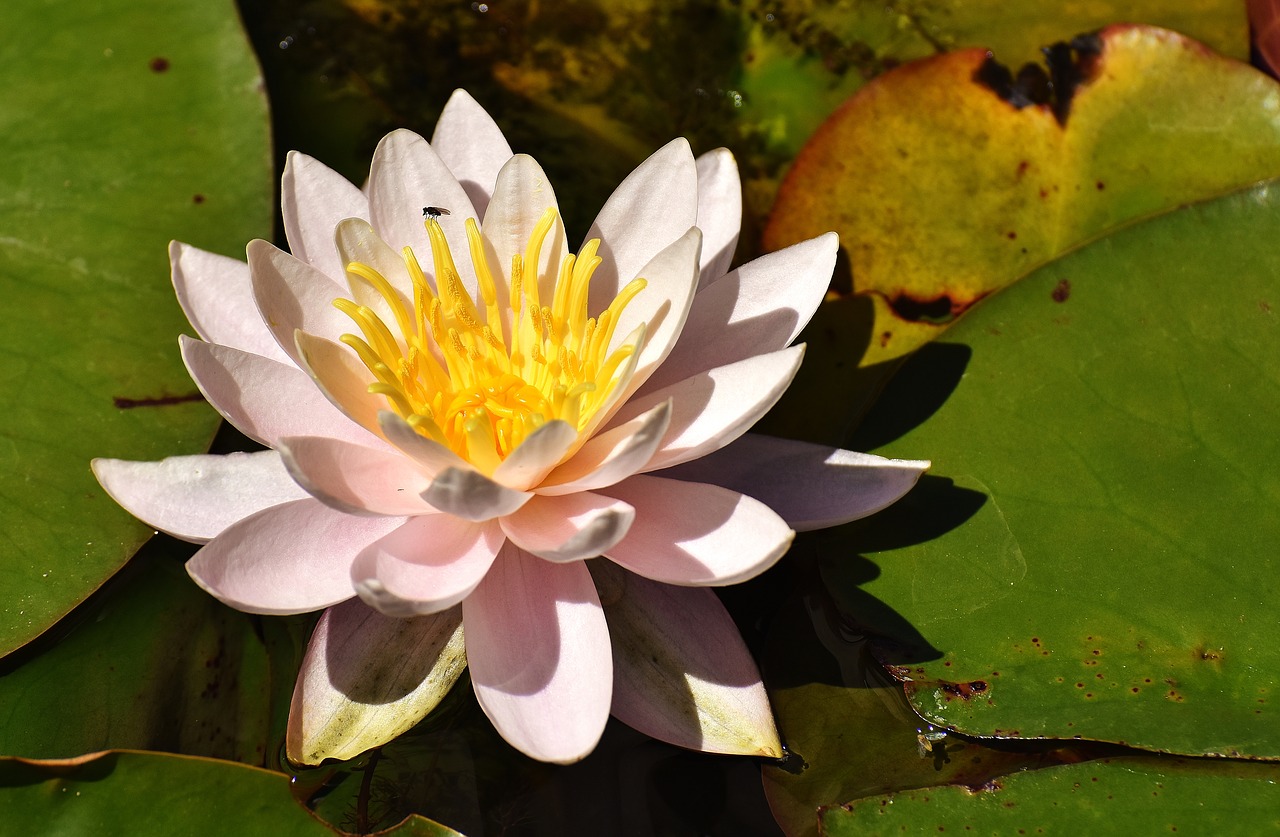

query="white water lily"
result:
[93,90,928,764]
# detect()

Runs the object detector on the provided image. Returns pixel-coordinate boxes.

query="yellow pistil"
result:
[334,208,645,470]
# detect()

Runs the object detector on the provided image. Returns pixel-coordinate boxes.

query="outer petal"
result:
[609,345,806,472]
[638,233,837,396]
[280,150,369,280]
[366,129,479,300]
[181,336,379,449]
[421,467,532,521]
[500,493,635,563]
[591,562,781,757]
[91,451,307,544]
[351,517,504,616]
[659,433,930,531]
[601,475,793,586]
[187,498,404,615]
[585,138,698,313]
[170,241,288,363]
[287,599,466,765]
[464,544,612,763]
[249,239,353,365]
[537,400,672,496]
[491,419,577,491]
[277,435,436,517]
[431,89,514,217]
[694,148,742,289]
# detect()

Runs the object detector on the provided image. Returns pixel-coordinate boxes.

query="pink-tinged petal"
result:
[421,467,532,522]
[464,545,612,763]
[294,331,383,439]
[480,154,568,338]
[287,599,466,765]
[278,436,435,517]
[334,217,416,319]
[601,475,793,586]
[170,242,288,363]
[180,336,379,449]
[366,129,479,299]
[500,493,635,563]
[378,411,469,478]
[610,345,806,472]
[351,517,503,616]
[280,150,369,280]
[248,239,353,365]
[187,498,404,615]
[638,233,837,396]
[591,562,781,757]
[694,148,742,289]
[91,451,307,544]
[538,400,671,496]
[492,419,577,491]
[585,138,698,313]
[431,89,513,216]
[659,433,930,531]
[607,227,701,401]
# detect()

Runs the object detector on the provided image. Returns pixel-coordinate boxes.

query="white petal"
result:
[585,138,698,313]
[500,492,635,563]
[431,89,514,216]
[421,467,532,521]
[280,150,370,280]
[378,411,470,477]
[638,233,837,396]
[334,217,415,321]
[592,562,781,757]
[659,434,930,531]
[170,242,288,363]
[610,345,806,472]
[92,451,307,544]
[601,475,793,586]
[464,544,612,763]
[351,517,504,615]
[694,148,742,288]
[278,435,435,517]
[492,419,578,491]
[248,239,353,365]
[294,331,384,439]
[187,498,404,615]
[287,599,467,765]
[538,400,671,496]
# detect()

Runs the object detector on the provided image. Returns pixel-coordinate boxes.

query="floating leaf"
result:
[0,0,271,655]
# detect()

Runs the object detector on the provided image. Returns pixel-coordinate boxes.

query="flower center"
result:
[334,208,646,472]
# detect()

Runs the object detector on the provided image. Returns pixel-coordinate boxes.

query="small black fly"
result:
[422,206,451,219]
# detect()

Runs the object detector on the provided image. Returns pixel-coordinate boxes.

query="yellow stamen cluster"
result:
[335,208,645,472]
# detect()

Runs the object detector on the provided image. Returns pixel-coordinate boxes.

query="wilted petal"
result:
[538,400,672,496]
[432,88,514,217]
[464,544,612,763]
[181,336,379,449]
[281,150,369,280]
[287,599,466,765]
[601,475,793,586]
[187,498,403,615]
[611,345,806,472]
[91,451,307,544]
[492,419,577,491]
[170,241,288,363]
[592,562,781,757]
[694,148,741,288]
[352,517,503,616]
[421,467,532,521]
[639,233,837,396]
[278,436,435,517]
[249,239,353,364]
[585,138,697,312]
[501,493,635,563]
[660,433,930,531]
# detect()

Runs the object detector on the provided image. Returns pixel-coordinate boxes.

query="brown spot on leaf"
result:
[1052,279,1072,302]
[193,193,206,204]
[149,56,170,73]
[939,679,990,700]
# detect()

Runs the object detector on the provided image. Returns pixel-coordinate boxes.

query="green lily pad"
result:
[764,25,1280,376]
[0,0,271,655]
[821,757,1280,834]
[0,751,460,836]
[848,177,1280,757]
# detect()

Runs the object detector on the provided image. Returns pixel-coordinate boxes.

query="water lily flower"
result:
[93,90,928,765]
